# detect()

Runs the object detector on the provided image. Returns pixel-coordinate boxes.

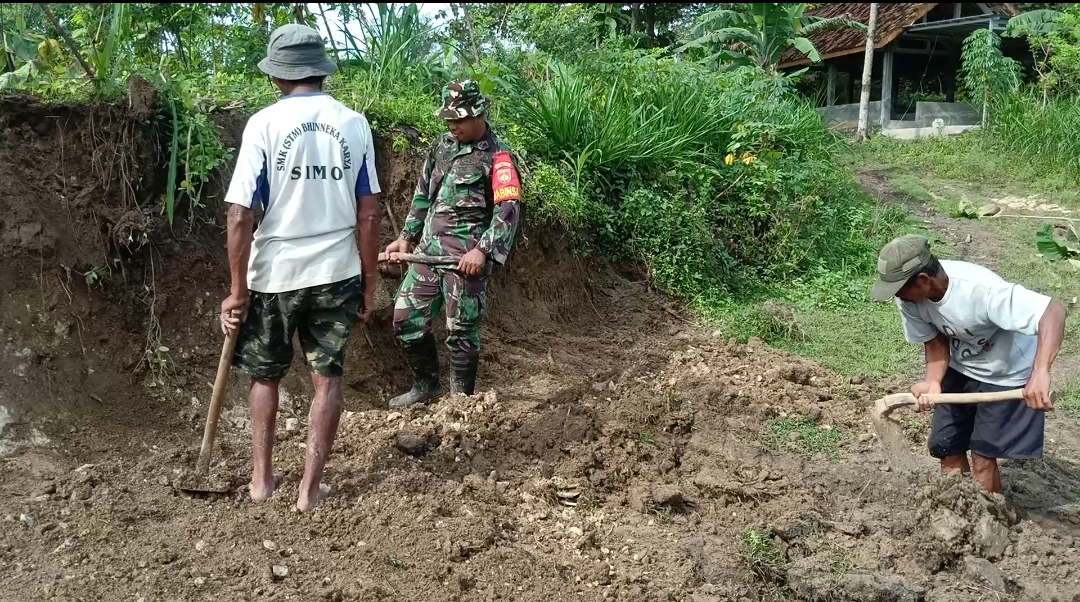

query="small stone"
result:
[31,483,57,497]
[394,431,431,457]
[263,540,277,551]
[19,514,35,528]
[195,540,207,552]
[285,418,300,432]
[71,486,92,501]
[963,556,1005,593]
[568,527,584,537]
[857,434,873,443]
[194,576,206,586]
[272,565,289,580]
[138,561,148,569]
[787,431,801,442]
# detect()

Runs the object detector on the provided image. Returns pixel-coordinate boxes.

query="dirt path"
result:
[3,98,1080,602]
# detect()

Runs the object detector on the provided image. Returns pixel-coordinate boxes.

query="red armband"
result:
[491,151,522,204]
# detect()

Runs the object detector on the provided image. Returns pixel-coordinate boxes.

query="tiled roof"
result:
[778,3,1020,68]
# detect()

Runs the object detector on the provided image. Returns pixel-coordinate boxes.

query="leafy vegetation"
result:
[1036,222,1080,270]
[678,3,865,70]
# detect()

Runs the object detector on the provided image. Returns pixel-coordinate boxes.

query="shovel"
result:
[176,323,240,495]
[869,388,1047,469]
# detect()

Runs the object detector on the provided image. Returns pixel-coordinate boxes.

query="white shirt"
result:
[896,260,1052,386]
[223,93,381,293]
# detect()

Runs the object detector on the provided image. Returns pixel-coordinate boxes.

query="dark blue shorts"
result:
[927,368,1044,460]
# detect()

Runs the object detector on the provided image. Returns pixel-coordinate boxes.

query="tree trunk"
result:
[857,3,878,142]
[461,3,481,64]
[630,3,640,35]
[38,3,96,80]
[645,3,656,40]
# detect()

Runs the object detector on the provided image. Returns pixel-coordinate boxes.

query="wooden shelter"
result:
[781,3,1021,129]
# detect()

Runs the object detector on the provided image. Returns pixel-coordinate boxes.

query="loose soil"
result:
[2,91,1080,602]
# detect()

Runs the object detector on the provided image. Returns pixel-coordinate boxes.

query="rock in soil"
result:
[394,430,436,457]
[963,556,1006,593]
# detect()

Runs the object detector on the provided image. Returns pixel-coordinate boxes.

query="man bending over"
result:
[872,235,1065,493]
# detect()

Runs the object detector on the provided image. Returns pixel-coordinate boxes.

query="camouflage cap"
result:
[436,79,489,120]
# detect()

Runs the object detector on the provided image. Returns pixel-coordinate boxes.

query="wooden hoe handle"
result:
[919,389,1026,404]
[377,252,458,265]
[195,326,240,476]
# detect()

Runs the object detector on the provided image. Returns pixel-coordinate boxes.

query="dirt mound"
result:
[3,94,1080,602]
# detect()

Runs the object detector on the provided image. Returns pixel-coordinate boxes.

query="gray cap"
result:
[870,234,933,302]
[258,24,337,81]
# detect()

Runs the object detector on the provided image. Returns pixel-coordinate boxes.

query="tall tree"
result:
[857,3,878,141]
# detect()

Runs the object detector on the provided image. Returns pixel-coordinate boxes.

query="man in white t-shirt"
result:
[218,24,381,512]
[871,235,1065,493]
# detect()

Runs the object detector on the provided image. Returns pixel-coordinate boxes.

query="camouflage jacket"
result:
[400,127,522,270]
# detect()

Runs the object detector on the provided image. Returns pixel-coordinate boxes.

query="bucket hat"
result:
[258,24,337,81]
[436,79,490,119]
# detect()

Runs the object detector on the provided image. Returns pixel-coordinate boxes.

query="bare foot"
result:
[295,482,331,512]
[249,473,282,502]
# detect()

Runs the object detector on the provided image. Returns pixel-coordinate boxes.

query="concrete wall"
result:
[881,124,981,140]
[817,101,981,129]
[914,101,980,126]
[818,101,883,126]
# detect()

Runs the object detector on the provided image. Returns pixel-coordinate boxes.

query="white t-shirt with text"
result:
[896,260,1052,386]
[224,92,381,293]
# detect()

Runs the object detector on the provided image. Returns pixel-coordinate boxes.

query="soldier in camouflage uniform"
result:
[384,79,522,408]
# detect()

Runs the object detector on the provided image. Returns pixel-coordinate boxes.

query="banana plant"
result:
[678,3,865,71]
[1006,9,1065,110]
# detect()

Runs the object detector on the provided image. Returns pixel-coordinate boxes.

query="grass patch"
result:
[739,527,789,583]
[1057,382,1080,417]
[790,302,921,379]
[855,131,1080,208]
[761,417,847,460]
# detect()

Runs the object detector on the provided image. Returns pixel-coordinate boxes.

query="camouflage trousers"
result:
[233,276,363,381]
[392,263,487,357]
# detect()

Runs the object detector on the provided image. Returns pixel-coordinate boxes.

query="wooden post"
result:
[827,62,837,107]
[880,41,894,129]
[857,3,878,141]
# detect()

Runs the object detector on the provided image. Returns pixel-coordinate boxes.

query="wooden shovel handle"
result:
[377,252,458,265]
[920,389,1026,404]
[195,326,240,476]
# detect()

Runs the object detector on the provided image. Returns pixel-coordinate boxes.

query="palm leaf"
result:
[790,37,821,63]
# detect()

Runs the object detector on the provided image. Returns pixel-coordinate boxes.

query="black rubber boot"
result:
[389,335,444,408]
[449,353,479,397]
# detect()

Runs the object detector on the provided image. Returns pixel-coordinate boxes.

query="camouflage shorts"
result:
[233,276,363,381]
